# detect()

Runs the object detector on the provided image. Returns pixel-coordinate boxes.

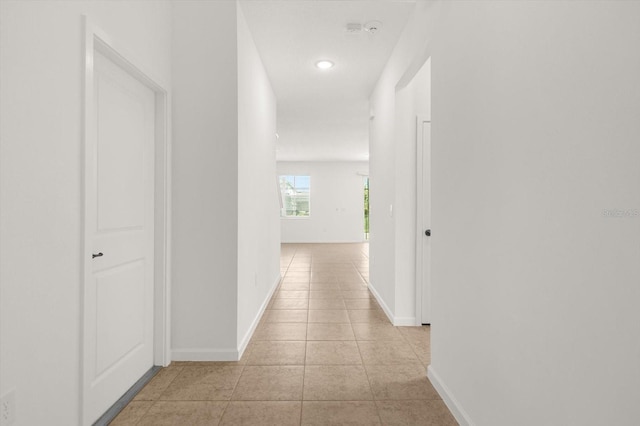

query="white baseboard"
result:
[172,274,281,362]
[237,273,281,358]
[393,316,417,326]
[171,348,238,361]
[281,240,367,244]
[367,282,417,326]
[427,365,474,426]
[367,281,394,323]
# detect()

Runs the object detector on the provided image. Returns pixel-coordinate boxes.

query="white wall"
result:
[236,3,281,354]
[171,1,280,361]
[0,1,172,425]
[371,0,640,424]
[171,0,239,360]
[393,58,431,324]
[429,2,640,424]
[369,1,437,324]
[277,162,369,243]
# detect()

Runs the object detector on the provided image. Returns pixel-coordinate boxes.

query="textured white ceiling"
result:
[240,1,415,162]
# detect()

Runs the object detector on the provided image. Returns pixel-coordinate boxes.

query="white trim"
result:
[427,366,475,426]
[281,239,367,244]
[367,282,394,323]
[81,16,171,424]
[152,61,172,369]
[172,349,239,362]
[368,282,416,326]
[395,46,432,327]
[415,115,424,326]
[237,274,281,358]
[394,316,417,326]
[415,115,431,326]
[173,274,281,363]
[281,240,371,244]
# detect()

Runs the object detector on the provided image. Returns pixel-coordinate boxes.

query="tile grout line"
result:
[300,334,307,425]
[124,244,404,424]
[131,400,154,426]
[354,326,385,425]
[132,364,193,425]
[298,253,312,425]
[134,365,184,425]
[217,258,282,425]
[216,362,246,425]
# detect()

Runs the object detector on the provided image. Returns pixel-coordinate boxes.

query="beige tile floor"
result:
[111,243,457,425]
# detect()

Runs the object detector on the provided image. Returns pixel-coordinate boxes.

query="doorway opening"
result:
[413,57,432,326]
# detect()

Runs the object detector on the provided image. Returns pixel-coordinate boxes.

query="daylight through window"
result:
[279,175,310,217]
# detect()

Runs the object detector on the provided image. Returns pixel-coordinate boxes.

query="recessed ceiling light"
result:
[315,60,334,70]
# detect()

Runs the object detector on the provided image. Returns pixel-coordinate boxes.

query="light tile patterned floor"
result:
[111,243,457,425]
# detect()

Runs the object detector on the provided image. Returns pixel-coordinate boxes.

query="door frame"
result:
[81,16,172,424]
[395,47,432,327]
[415,115,431,326]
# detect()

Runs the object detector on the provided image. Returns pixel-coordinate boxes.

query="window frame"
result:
[278,175,311,219]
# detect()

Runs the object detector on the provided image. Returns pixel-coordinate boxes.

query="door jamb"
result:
[396,47,432,327]
[81,16,172,424]
[415,115,431,326]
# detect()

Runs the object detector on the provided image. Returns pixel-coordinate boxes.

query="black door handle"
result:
[92,252,104,259]
[425,230,431,236]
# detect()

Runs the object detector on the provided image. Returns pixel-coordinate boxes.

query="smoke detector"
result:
[364,20,383,34]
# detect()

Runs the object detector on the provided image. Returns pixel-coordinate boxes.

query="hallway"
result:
[111,244,456,425]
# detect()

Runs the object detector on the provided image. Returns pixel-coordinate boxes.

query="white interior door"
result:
[83,49,155,424]
[417,119,432,324]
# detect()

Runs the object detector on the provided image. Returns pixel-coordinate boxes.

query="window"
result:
[364,177,369,240]
[279,175,310,217]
